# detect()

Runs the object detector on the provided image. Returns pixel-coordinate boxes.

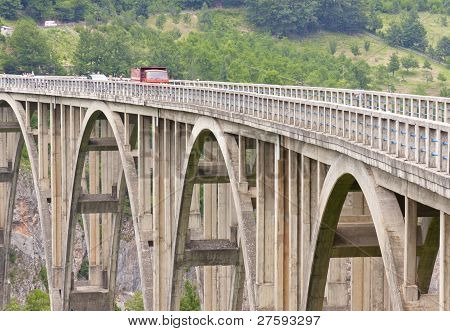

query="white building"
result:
[44,21,58,27]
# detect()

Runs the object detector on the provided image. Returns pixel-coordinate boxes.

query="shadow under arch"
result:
[63,101,150,310]
[0,94,54,308]
[168,116,256,311]
[303,155,405,311]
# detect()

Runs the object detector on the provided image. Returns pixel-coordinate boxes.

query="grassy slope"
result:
[148,9,449,95]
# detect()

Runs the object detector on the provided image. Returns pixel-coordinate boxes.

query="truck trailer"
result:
[130,66,170,83]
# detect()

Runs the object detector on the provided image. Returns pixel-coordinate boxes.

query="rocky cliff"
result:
[8,168,141,306]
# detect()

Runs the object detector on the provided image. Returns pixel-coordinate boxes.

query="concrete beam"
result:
[194,162,230,183]
[333,223,379,247]
[0,122,21,133]
[86,137,118,152]
[77,194,120,214]
[334,223,423,248]
[69,287,109,311]
[0,169,12,183]
[182,240,239,267]
[331,246,381,258]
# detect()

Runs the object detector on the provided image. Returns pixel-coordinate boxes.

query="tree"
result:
[366,8,383,32]
[180,0,213,9]
[435,36,450,61]
[364,40,371,52]
[24,289,51,311]
[329,40,337,55]
[350,44,361,56]
[38,266,48,292]
[124,292,144,311]
[4,299,22,311]
[180,280,201,311]
[401,54,419,71]
[437,72,447,83]
[0,0,22,20]
[385,23,403,46]
[351,60,370,89]
[424,71,433,83]
[317,0,368,34]
[400,11,427,51]
[2,19,62,74]
[385,11,428,51]
[25,0,53,21]
[155,14,167,29]
[388,53,400,75]
[423,59,432,70]
[74,25,133,76]
[245,0,319,36]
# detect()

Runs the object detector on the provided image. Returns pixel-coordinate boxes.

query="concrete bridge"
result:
[0,75,448,311]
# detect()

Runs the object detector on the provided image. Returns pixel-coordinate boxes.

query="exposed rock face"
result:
[9,169,46,304]
[8,168,141,306]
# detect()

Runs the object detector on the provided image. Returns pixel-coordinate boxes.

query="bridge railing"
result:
[172,80,450,124]
[1,75,449,179]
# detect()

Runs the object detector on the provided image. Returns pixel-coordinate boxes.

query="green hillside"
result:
[1,7,448,96]
[146,10,450,95]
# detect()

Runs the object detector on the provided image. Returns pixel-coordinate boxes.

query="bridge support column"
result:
[152,118,180,310]
[351,257,386,310]
[287,150,300,310]
[0,106,22,310]
[440,212,450,310]
[256,140,275,310]
[203,142,218,310]
[300,155,311,305]
[88,122,102,286]
[137,115,154,310]
[403,197,418,301]
[325,259,349,310]
[50,104,66,294]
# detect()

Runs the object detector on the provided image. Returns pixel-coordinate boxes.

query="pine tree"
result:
[180,281,201,311]
[388,53,400,76]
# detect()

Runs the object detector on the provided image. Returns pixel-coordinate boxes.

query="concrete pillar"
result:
[274,142,284,310]
[152,117,171,310]
[352,257,385,311]
[300,155,311,304]
[217,183,229,310]
[439,212,450,310]
[403,197,419,301]
[152,118,178,310]
[137,114,154,311]
[203,139,218,311]
[255,140,275,310]
[38,103,50,191]
[50,103,64,289]
[0,107,8,309]
[100,122,114,277]
[327,259,349,310]
[88,122,101,286]
[189,185,201,230]
[288,150,299,310]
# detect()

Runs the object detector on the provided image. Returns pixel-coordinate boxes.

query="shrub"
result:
[180,280,201,311]
[124,292,144,311]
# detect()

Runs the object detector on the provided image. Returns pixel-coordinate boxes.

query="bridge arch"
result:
[63,101,150,310]
[303,156,405,311]
[168,117,256,311]
[0,93,55,309]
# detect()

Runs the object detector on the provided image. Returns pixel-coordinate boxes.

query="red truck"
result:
[130,66,170,83]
